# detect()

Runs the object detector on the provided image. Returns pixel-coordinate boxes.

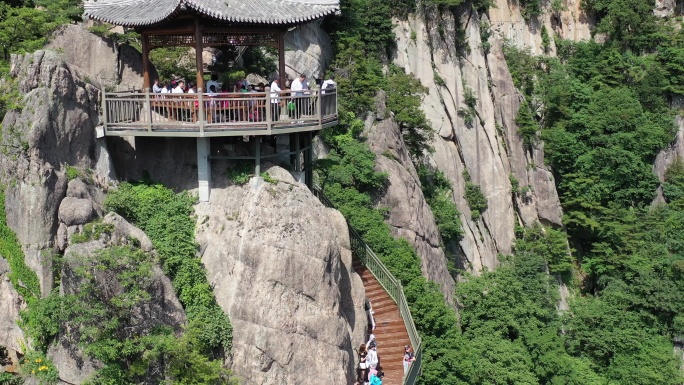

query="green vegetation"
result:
[418,166,463,243]
[226,162,254,185]
[260,171,277,184]
[0,189,40,299]
[22,245,235,384]
[515,101,538,148]
[105,182,232,356]
[70,220,115,244]
[462,170,488,220]
[21,351,59,384]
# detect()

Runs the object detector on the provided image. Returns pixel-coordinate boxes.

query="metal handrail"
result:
[312,187,422,385]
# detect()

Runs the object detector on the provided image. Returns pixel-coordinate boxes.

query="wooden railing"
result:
[101,88,338,137]
[312,187,422,385]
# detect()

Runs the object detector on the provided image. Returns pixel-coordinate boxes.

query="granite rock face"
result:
[195,166,366,385]
[0,258,25,372]
[392,6,568,274]
[48,23,156,91]
[653,116,684,204]
[285,21,334,80]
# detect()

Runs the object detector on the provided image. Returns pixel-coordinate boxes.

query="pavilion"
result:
[83,0,340,200]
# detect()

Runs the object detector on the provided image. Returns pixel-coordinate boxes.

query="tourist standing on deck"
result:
[270,78,281,122]
[290,73,307,120]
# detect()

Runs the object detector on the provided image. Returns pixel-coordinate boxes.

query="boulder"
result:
[51,216,186,384]
[195,165,365,385]
[58,197,95,227]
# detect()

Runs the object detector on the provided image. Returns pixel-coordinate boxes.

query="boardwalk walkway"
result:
[354,259,411,385]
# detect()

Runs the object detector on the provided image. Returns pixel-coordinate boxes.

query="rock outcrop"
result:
[363,104,456,303]
[195,166,366,385]
[653,116,684,204]
[1,50,109,296]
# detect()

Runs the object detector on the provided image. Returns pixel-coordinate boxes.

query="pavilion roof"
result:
[83,0,340,27]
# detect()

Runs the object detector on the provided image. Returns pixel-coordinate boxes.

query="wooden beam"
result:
[141,33,151,91]
[278,31,286,87]
[194,17,204,91]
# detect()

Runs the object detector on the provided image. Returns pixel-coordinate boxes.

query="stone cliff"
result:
[389,2,584,274]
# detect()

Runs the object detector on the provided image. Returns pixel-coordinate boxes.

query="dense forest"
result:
[2,0,684,383]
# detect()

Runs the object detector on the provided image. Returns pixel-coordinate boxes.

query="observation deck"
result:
[101,89,338,138]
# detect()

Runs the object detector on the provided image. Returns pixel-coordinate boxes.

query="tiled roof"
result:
[83,0,340,26]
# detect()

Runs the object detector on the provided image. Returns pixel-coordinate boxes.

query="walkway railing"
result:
[101,88,338,137]
[312,187,422,385]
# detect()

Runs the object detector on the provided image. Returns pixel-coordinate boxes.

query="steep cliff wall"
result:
[390,2,588,273]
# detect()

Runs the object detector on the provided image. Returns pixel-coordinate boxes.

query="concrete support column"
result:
[197,138,211,202]
[294,132,301,172]
[305,132,313,189]
[255,137,261,176]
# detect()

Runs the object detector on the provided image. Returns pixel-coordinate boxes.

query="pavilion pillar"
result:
[197,138,211,202]
[141,34,151,91]
[278,31,286,87]
[194,17,204,91]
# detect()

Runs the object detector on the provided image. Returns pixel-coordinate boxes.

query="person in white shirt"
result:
[270,78,281,121]
[172,81,185,93]
[290,74,307,120]
[366,343,379,371]
[206,74,220,93]
[152,79,162,93]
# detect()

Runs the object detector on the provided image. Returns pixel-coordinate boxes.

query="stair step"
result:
[353,257,412,385]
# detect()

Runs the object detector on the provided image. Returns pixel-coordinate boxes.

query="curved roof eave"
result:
[83,0,340,27]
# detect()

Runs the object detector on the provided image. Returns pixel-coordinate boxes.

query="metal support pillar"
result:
[197,138,211,202]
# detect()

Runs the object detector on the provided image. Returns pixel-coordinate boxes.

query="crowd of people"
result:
[149,72,336,124]
[356,299,416,385]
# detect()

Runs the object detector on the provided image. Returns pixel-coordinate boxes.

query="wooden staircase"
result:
[354,259,411,385]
